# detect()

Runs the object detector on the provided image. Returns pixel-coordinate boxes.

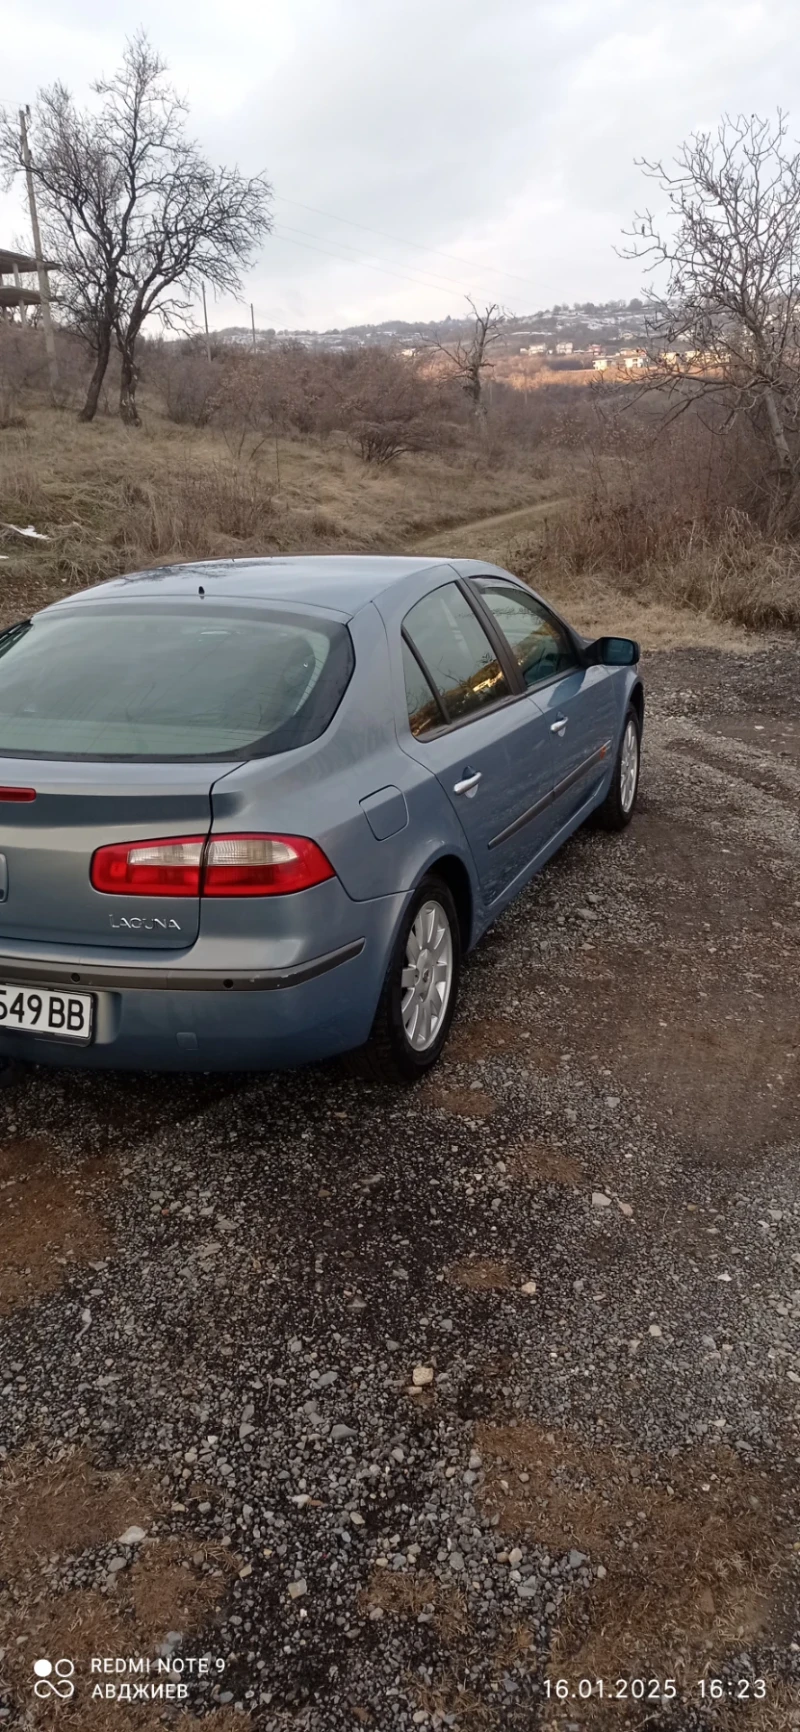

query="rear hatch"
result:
[0,594,355,950]
[0,761,234,948]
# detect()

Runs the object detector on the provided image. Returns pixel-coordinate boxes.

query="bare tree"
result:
[622,111,800,526]
[340,349,452,464]
[0,34,272,424]
[428,299,505,412]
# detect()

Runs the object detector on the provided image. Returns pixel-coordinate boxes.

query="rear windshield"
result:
[0,606,354,760]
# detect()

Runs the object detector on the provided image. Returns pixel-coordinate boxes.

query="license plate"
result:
[0,982,95,1044]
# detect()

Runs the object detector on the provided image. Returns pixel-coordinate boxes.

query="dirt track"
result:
[408,497,572,558]
[0,638,798,1730]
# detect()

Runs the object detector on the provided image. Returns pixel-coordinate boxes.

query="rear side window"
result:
[474,581,577,686]
[0,606,354,761]
[403,583,510,726]
[402,641,444,738]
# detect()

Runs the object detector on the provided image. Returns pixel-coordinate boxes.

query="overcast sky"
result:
[1,0,798,331]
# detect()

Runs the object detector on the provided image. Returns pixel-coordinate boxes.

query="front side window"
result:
[403,583,510,726]
[474,581,578,686]
[0,605,354,760]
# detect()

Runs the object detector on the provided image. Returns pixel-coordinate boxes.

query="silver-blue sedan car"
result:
[0,556,642,1080]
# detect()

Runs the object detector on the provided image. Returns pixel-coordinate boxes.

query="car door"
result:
[397,580,555,905]
[472,579,616,829]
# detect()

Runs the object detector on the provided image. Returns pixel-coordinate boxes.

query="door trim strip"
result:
[488,740,611,850]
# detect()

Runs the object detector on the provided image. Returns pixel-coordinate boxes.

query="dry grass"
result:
[446,1258,519,1292]
[1,397,788,651]
[710,1685,800,1732]
[360,1569,468,1641]
[0,404,552,625]
[0,1448,159,1578]
[476,1421,793,1686]
[525,494,800,636]
[0,1447,239,1727]
[2,1578,244,1730]
[423,1083,496,1117]
[525,561,763,651]
[413,504,763,651]
[447,1016,527,1063]
[129,1536,238,1645]
[506,1141,582,1189]
[0,1139,112,1315]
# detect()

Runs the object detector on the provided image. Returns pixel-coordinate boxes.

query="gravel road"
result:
[0,640,798,1732]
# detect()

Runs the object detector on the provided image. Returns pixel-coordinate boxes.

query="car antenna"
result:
[198,585,205,597]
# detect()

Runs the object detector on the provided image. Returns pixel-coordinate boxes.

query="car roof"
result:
[37,555,516,621]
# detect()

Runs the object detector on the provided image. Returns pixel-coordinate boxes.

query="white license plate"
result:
[0,982,95,1044]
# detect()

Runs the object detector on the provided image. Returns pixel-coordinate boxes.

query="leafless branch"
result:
[0,32,272,423]
[620,111,800,520]
[427,299,507,411]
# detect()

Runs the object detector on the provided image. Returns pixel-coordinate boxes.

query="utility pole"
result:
[19,107,59,391]
[201,282,211,362]
[250,302,256,352]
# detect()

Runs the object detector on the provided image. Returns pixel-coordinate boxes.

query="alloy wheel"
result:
[400,899,454,1052]
[620,717,639,813]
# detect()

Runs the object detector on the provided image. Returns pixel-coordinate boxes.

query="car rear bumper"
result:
[0,901,403,1072]
[0,937,366,993]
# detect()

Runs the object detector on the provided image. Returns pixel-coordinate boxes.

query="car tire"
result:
[597,705,641,831]
[348,875,461,1084]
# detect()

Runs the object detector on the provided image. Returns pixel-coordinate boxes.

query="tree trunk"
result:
[761,386,797,530]
[119,338,141,426]
[78,327,112,423]
[762,385,792,473]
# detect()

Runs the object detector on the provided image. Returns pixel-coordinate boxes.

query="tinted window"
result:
[474,582,577,686]
[403,583,510,725]
[0,606,354,760]
[402,640,443,737]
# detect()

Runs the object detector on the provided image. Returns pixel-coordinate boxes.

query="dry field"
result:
[0,402,770,657]
[0,406,556,624]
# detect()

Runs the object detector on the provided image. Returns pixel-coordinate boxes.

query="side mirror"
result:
[585,635,640,667]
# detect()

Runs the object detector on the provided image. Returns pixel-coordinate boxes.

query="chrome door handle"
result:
[550,717,568,735]
[453,771,482,796]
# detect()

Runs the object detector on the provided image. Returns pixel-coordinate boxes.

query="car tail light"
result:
[0,787,36,802]
[91,833,334,898]
[203,834,335,897]
[91,836,205,897]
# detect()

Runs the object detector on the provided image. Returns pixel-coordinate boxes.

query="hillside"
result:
[215,299,650,356]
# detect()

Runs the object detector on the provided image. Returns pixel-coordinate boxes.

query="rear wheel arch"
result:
[425,852,474,952]
[347,871,462,1082]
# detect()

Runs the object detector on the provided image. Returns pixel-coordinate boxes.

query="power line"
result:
[271,226,472,300]
[274,219,494,298]
[273,193,539,296]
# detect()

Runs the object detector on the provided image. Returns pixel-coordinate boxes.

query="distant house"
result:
[593,357,609,371]
[555,341,573,355]
[522,343,547,355]
[401,348,416,358]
